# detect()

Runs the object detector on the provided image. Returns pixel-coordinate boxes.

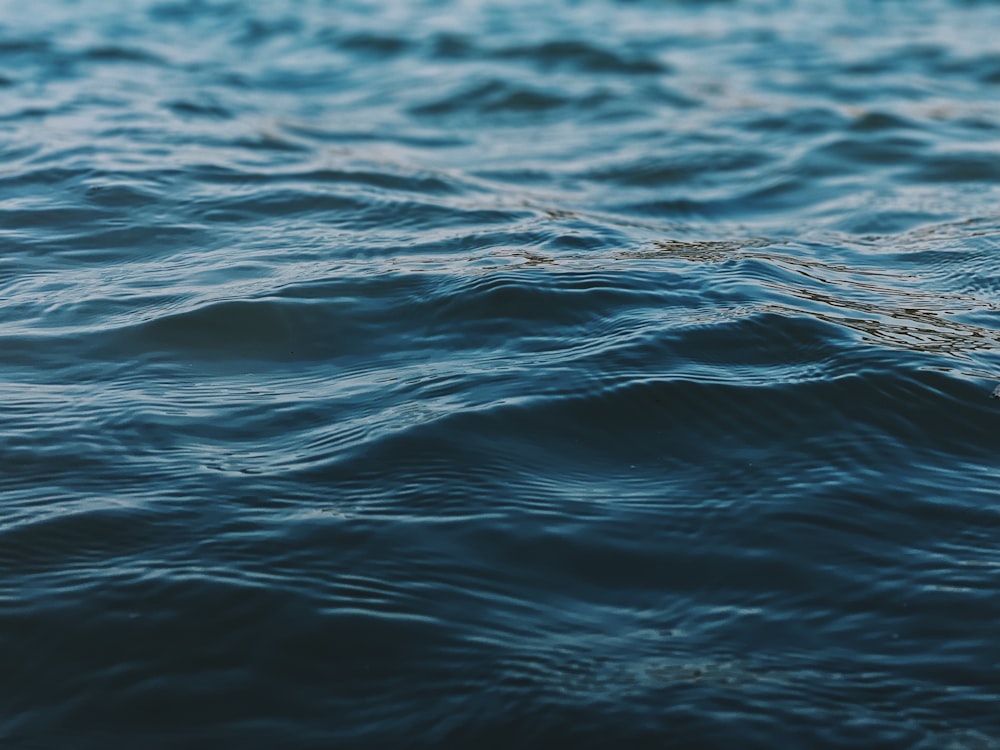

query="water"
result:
[2,0,999,746]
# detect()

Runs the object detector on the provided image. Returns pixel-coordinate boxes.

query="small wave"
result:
[493,39,668,75]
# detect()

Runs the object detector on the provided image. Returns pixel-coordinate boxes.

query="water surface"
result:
[2,1,1000,747]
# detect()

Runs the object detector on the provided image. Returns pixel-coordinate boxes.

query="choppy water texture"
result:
[2,0,1000,747]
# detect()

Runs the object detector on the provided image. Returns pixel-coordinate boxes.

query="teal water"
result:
[2,1,1000,747]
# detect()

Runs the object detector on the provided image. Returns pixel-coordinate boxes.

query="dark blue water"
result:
[2,0,1000,747]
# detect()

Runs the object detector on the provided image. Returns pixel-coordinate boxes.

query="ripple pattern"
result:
[2,1,1000,748]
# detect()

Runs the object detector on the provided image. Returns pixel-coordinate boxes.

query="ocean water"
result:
[2,0,999,747]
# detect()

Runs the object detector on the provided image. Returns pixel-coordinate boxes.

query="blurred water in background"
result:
[1,0,1000,747]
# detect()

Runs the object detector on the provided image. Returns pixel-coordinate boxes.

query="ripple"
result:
[493,39,669,75]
